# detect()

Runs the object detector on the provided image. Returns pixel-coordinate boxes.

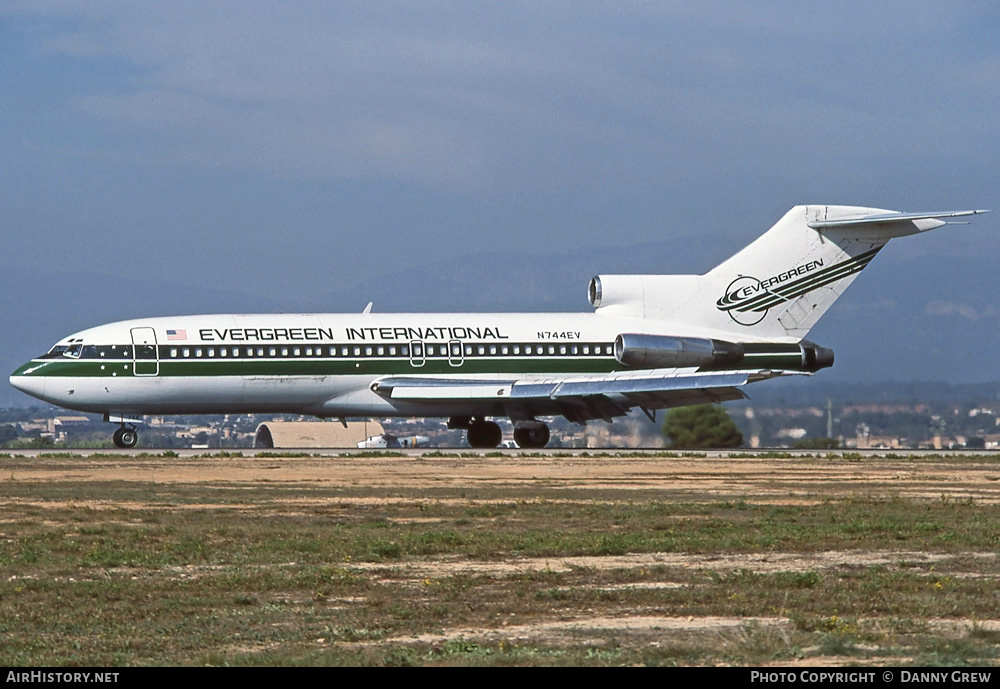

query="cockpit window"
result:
[41,343,130,359]
[42,345,69,359]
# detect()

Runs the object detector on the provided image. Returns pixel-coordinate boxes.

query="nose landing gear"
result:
[112,425,138,449]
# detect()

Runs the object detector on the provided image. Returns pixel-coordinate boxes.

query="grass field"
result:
[2,451,1000,666]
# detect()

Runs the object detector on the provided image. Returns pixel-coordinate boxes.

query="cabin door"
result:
[408,340,425,367]
[130,327,159,376]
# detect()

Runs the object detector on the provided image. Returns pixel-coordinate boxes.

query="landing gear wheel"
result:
[466,419,502,448]
[514,423,550,449]
[113,427,138,449]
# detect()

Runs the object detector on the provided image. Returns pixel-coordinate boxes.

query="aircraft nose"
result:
[9,364,47,402]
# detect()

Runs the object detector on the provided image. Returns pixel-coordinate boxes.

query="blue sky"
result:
[1,3,997,362]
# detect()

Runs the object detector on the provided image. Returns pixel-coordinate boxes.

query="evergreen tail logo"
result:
[716,248,882,325]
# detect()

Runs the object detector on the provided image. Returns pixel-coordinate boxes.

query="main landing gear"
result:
[466,418,502,448]
[513,421,550,449]
[449,417,551,449]
[112,425,138,449]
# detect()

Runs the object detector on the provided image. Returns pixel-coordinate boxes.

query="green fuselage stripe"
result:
[14,340,821,379]
[17,355,624,378]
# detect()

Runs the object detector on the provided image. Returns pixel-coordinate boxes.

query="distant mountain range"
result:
[3,240,997,407]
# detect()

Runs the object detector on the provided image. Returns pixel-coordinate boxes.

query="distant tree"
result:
[662,404,743,449]
[793,437,841,450]
[0,424,18,445]
[966,437,986,450]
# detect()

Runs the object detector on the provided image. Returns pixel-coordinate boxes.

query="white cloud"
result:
[924,300,999,321]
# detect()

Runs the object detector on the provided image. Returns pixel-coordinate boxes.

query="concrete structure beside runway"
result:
[253,420,384,448]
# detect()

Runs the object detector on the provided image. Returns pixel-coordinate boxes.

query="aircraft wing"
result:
[371,369,797,424]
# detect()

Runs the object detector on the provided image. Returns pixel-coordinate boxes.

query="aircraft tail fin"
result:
[590,205,988,340]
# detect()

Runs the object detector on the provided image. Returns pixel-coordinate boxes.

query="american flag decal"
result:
[166,329,187,341]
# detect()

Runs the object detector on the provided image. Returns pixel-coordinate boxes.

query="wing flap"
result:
[388,382,513,400]
[541,372,750,398]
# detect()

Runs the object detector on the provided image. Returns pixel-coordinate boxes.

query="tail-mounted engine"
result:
[614,333,834,372]
[589,275,643,313]
[614,334,744,369]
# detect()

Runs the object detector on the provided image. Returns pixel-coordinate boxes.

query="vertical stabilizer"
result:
[593,205,987,341]
[703,205,891,339]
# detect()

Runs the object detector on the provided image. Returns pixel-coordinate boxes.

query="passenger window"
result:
[170,349,178,358]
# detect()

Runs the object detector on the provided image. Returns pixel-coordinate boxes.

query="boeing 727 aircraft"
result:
[10,205,987,448]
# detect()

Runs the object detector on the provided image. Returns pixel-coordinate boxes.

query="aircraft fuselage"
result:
[10,311,792,418]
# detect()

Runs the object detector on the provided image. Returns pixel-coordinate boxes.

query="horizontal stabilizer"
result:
[807,209,988,230]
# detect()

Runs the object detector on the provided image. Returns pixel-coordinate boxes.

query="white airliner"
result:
[10,205,987,449]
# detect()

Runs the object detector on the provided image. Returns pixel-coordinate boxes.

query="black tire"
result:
[113,427,138,449]
[120,429,138,448]
[514,423,550,448]
[467,420,502,448]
